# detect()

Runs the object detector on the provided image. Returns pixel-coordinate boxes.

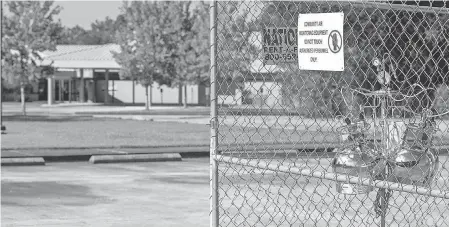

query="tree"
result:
[1,1,61,115]
[385,1,449,113]
[216,1,261,84]
[57,25,90,44]
[58,14,124,45]
[112,1,172,111]
[257,1,449,118]
[89,16,117,44]
[165,1,210,108]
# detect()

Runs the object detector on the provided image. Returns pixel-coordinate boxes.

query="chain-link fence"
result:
[210,1,449,227]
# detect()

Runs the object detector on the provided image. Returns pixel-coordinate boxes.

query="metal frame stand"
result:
[379,93,389,227]
[0,1,5,134]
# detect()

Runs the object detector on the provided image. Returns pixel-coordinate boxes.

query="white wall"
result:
[152,83,180,104]
[108,80,134,103]
[94,80,205,105]
[134,82,180,104]
[181,85,199,104]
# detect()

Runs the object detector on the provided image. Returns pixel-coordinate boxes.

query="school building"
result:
[37,44,209,106]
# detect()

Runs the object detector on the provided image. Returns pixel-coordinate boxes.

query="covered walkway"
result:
[41,44,121,105]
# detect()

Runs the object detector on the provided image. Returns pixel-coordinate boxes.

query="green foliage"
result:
[112,1,173,87]
[57,25,90,45]
[112,1,210,89]
[1,1,61,87]
[217,1,261,80]
[165,1,210,86]
[58,15,124,45]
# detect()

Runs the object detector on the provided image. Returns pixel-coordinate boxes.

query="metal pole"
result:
[0,0,5,134]
[209,1,219,227]
[380,95,387,227]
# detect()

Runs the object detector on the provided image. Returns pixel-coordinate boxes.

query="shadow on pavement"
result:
[3,115,97,122]
[1,181,110,207]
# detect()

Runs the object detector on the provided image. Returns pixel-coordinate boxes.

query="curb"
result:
[1,157,45,166]
[1,144,210,151]
[89,153,182,164]
[42,151,208,162]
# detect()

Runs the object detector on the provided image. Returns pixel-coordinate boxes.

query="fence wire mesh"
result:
[211,1,449,227]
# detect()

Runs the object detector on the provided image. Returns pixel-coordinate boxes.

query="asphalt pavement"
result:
[1,158,210,227]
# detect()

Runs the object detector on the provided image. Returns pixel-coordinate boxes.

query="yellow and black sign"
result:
[262,27,298,65]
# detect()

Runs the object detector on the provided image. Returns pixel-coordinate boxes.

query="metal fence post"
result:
[209,1,219,227]
[0,1,5,134]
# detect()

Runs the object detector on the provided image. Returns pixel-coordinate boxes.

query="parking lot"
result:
[1,158,209,227]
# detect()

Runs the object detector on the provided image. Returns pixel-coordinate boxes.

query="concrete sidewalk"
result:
[91,114,210,124]
[2,101,209,116]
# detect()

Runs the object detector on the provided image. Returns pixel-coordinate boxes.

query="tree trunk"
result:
[145,86,150,111]
[20,83,26,116]
[183,85,188,108]
[149,85,152,108]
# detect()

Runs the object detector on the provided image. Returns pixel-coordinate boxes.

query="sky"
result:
[54,1,122,29]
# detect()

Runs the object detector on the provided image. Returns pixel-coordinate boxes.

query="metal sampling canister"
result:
[389,148,439,187]
[332,147,378,194]
[333,120,377,194]
[388,122,439,187]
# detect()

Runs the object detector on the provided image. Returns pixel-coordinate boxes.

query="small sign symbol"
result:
[328,30,342,53]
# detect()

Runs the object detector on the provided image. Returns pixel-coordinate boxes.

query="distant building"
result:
[218,59,284,108]
[36,44,209,106]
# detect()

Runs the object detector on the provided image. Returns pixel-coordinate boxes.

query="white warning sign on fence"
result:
[297,12,344,71]
[262,27,298,65]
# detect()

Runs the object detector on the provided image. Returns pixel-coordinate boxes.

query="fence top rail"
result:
[216,155,449,199]
[308,1,449,15]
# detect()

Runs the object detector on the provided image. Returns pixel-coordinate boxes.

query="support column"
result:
[79,68,85,102]
[112,80,115,103]
[92,69,97,103]
[59,80,63,102]
[47,76,54,105]
[104,69,109,104]
[68,79,72,103]
[72,70,76,102]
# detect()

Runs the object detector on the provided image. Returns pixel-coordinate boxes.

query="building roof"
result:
[41,44,121,69]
